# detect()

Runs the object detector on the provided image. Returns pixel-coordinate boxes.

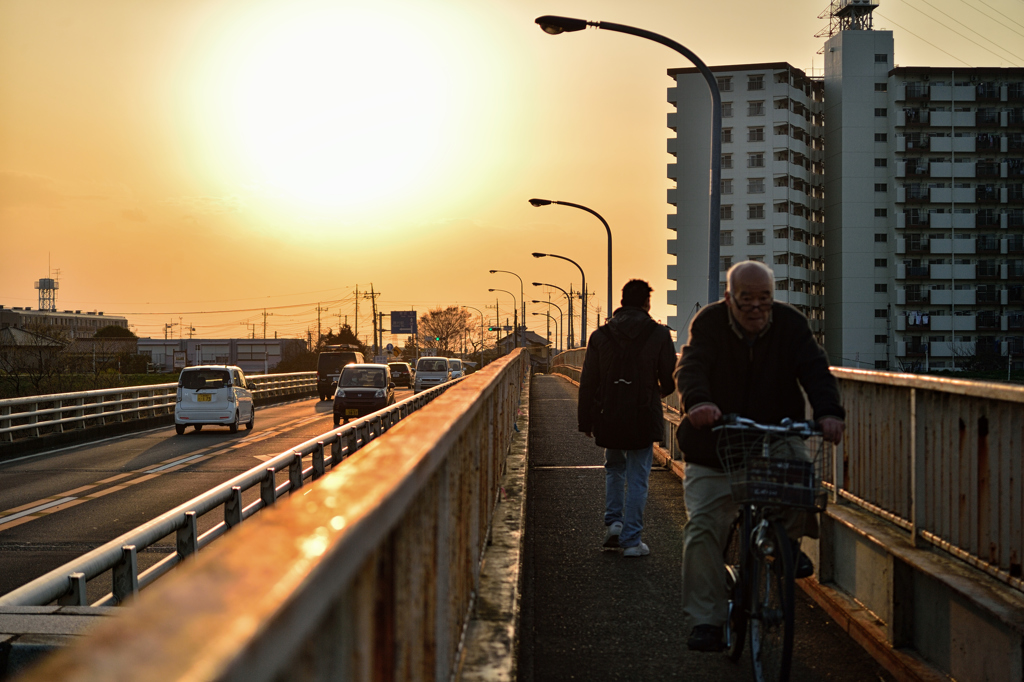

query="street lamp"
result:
[534,15,721,306]
[463,305,486,369]
[532,311,560,356]
[532,282,575,348]
[489,269,525,347]
[533,252,588,345]
[532,299,564,354]
[529,199,612,319]
[488,288,519,348]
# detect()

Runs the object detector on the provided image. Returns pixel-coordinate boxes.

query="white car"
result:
[447,358,465,379]
[174,365,254,434]
[414,357,451,394]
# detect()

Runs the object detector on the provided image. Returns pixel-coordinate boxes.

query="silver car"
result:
[174,365,254,434]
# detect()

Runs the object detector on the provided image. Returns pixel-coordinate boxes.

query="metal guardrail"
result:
[0,372,316,442]
[550,347,1024,593]
[0,375,464,608]
[14,350,527,682]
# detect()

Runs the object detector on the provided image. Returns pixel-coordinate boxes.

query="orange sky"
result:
[2,0,1021,345]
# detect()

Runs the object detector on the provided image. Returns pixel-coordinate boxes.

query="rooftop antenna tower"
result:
[816,0,878,48]
[35,257,59,312]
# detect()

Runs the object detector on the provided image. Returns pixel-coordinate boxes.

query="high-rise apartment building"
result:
[666,64,826,343]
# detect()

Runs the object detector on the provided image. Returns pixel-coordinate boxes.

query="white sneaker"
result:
[623,542,650,557]
[603,522,623,548]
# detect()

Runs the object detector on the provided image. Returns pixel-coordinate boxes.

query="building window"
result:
[875,258,887,267]
[747,178,765,194]
[748,255,764,262]
[875,309,888,318]
[875,283,888,292]
[875,335,887,343]
[722,128,733,143]
[720,256,733,272]
[721,205,733,220]
[875,82,888,92]
[748,101,765,116]
[721,178,733,195]
[874,233,888,242]
[748,127,765,142]
[722,102,733,118]
[875,208,888,217]
[875,183,887,192]
[722,154,733,169]
[874,158,888,167]
[717,76,732,92]
[720,230,733,246]
[875,133,887,142]
[776,279,790,291]
[747,152,765,168]
[748,204,765,219]
[748,230,765,245]
[747,75,765,91]
[875,54,888,63]
[874,108,887,117]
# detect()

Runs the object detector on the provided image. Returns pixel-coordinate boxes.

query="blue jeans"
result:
[604,445,653,549]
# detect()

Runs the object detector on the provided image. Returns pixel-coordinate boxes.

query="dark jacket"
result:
[674,300,844,469]
[578,306,677,449]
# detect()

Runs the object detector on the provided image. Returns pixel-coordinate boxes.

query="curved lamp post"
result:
[463,305,486,368]
[529,199,612,319]
[532,299,564,353]
[489,269,525,346]
[532,281,574,348]
[533,252,588,345]
[534,15,721,306]
[488,288,519,348]
[532,311,560,356]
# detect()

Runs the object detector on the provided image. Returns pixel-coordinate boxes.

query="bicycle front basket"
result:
[714,426,827,510]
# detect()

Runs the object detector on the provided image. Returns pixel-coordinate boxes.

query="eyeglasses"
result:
[733,299,773,313]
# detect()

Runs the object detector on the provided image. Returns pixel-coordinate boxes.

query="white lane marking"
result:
[144,454,209,474]
[0,496,77,525]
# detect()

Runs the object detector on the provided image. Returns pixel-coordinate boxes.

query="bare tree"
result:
[418,307,472,355]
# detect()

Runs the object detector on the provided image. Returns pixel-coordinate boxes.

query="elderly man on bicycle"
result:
[674,260,845,652]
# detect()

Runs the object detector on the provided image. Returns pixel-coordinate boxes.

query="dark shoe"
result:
[794,548,814,579]
[687,624,725,652]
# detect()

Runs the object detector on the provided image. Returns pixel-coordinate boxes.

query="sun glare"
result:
[203,3,462,216]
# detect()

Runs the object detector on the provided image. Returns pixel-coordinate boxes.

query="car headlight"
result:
[374,389,384,398]
[335,389,346,398]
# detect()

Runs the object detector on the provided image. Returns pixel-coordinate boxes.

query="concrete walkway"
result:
[518,375,895,682]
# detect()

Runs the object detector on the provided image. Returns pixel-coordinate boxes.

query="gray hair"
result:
[726,260,775,293]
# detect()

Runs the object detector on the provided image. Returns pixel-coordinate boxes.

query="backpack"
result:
[593,320,659,448]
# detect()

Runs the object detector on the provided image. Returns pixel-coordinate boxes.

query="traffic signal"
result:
[434,336,440,341]
[487,326,497,331]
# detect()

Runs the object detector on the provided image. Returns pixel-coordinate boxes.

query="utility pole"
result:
[316,303,328,348]
[360,285,381,358]
[262,309,273,339]
[354,285,359,338]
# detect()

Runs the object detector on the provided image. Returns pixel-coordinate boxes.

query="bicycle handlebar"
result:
[713,414,821,437]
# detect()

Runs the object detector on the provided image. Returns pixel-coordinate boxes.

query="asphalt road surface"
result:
[0,390,412,603]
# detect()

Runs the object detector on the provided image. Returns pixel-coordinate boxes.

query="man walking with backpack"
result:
[578,280,677,556]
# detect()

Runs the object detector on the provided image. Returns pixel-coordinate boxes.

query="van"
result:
[414,357,451,394]
[175,365,254,434]
[316,347,365,400]
[447,358,465,379]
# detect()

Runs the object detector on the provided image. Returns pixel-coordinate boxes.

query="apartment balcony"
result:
[1010,287,1024,304]
[930,111,975,127]
[1008,236,1024,253]
[976,211,1001,228]
[928,84,976,102]
[978,162,1002,178]
[898,289,929,305]
[1009,134,1024,151]
[969,135,997,153]
[903,343,928,358]
[666,187,680,206]
[1009,185,1024,203]
[975,289,1001,304]
[977,263,1000,279]
[932,187,976,203]
[976,110,1001,126]
[975,186,1000,203]
[929,289,977,306]
[905,315,931,331]
[929,213,974,230]
[976,314,1002,331]
[929,161,975,178]
[928,315,977,332]
[929,238,977,255]
[977,237,1002,253]
[929,263,976,280]
[898,109,929,126]
[900,83,930,101]
[1008,109,1024,127]
[1009,312,1024,329]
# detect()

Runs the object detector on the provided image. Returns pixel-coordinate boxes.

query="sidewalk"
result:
[518,374,895,682]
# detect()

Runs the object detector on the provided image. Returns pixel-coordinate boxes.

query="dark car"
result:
[388,362,413,388]
[332,364,395,426]
[316,348,364,401]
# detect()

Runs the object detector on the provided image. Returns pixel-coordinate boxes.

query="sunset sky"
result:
[2,0,1021,346]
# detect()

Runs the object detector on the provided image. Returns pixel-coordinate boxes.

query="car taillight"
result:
[176,388,182,403]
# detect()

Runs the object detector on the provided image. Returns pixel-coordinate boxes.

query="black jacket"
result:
[578,306,677,449]
[674,301,844,469]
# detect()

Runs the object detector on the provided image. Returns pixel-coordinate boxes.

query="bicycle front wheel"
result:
[723,512,747,662]
[749,519,795,682]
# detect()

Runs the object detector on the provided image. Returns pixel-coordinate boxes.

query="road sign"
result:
[385,343,394,352]
[391,310,417,335]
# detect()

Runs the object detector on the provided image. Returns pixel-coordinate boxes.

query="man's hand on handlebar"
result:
[687,403,722,429]
[819,416,845,444]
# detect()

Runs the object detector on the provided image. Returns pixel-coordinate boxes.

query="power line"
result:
[876,11,973,66]
[913,0,1024,62]
[962,0,1024,34]
[898,0,1021,65]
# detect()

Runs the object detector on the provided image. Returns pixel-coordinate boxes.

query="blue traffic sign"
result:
[391,310,417,335]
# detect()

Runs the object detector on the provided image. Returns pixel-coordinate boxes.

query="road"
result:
[0,390,413,602]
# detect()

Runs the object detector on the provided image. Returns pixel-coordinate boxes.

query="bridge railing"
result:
[14,349,528,682]
[0,372,316,442]
[550,348,1024,594]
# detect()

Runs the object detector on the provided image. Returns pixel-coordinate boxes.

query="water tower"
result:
[34,277,59,312]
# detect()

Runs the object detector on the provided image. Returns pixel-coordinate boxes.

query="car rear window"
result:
[180,369,230,390]
[340,367,387,388]
[417,359,448,372]
[317,352,361,374]
[448,360,462,370]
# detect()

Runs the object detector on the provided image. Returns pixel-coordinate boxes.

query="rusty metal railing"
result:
[14,350,528,682]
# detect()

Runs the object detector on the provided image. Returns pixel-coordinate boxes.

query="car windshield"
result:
[180,369,230,390]
[417,359,448,372]
[317,353,359,374]
[340,367,386,388]
[448,360,462,370]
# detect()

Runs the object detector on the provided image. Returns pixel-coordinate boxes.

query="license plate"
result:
[198,394,211,402]
[345,408,359,416]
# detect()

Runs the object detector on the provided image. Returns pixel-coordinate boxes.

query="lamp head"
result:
[531,300,541,304]
[535,15,588,35]
[532,252,547,258]
[488,269,497,273]
[528,198,552,207]
[487,288,496,292]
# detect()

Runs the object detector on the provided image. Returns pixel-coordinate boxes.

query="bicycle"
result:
[713,415,828,682]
